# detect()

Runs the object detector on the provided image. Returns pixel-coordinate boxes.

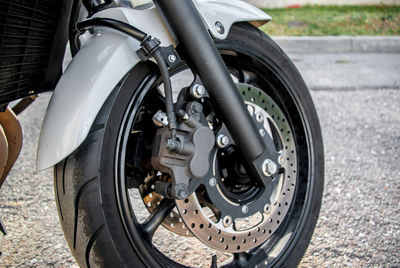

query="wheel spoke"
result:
[220,252,252,268]
[140,198,175,240]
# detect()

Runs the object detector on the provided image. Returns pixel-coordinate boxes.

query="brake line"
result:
[73,17,178,142]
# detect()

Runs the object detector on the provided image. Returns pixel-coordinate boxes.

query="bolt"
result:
[215,21,225,34]
[188,102,203,114]
[264,204,271,214]
[223,215,232,227]
[256,112,264,123]
[175,184,188,199]
[241,205,249,214]
[278,155,285,165]
[217,134,230,148]
[259,129,265,137]
[209,177,217,187]
[191,84,206,98]
[262,159,278,176]
[168,54,177,63]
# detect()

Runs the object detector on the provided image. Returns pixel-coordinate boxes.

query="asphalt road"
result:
[0,52,399,267]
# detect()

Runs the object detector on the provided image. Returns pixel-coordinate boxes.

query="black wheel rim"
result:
[114,42,317,267]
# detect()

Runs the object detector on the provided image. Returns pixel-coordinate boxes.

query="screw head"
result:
[262,159,278,176]
[222,215,232,227]
[209,177,217,187]
[256,112,264,123]
[259,129,266,137]
[215,21,225,34]
[241,205,249,214]
[191,84,206,98]
[168,54,177,63]
[177,188,188,199]
[217,134,230,148]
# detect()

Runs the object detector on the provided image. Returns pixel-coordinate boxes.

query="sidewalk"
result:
[272,36,400,53]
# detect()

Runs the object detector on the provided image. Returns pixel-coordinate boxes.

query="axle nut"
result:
[262,159,278,176]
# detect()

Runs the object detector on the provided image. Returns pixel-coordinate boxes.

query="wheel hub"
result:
[175,84,298,252]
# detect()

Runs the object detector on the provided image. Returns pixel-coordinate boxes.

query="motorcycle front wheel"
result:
[54,23,324,268]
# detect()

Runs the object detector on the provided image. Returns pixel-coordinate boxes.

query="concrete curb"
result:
[272,36,400,53]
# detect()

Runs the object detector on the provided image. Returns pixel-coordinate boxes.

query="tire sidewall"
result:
[97,23,324,268]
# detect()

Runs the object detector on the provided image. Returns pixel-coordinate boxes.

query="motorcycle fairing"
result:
[36,1,271,171]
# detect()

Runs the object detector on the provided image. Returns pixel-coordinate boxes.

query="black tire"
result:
[54,23,324,268]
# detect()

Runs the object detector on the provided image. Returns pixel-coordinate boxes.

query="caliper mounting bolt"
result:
[191,84,206,99]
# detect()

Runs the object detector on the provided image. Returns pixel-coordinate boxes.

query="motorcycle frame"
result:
[36,0,272,170]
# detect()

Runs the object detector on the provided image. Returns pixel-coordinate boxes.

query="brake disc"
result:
[176,84,298,253]
[140,179,193,237]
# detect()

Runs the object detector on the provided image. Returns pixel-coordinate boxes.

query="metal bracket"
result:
[136,38,180,68]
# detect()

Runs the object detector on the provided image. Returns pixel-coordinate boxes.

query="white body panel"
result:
[36,1,271,170]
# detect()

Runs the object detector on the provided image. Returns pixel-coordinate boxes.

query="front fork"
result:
[153,0,280,186]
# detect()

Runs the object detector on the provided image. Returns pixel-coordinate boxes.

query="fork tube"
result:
[153,0,270,163]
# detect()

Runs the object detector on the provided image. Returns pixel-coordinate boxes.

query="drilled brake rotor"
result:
[140,180,193,237]
[176,83,298,253]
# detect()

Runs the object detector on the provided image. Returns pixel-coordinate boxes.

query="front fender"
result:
[37,2,271,170]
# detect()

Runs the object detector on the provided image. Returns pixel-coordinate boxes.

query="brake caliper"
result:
[151,106,214,200]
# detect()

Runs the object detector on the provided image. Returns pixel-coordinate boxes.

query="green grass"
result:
[260,5,400,36]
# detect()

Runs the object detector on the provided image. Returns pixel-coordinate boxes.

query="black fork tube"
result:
[154,0,272,165]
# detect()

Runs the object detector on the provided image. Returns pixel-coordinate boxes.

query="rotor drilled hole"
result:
[253,238,257,243]
[183,209,187,214]
[248,232,251,237]
[225,245,229,250]
[218,229,221,234]
[191,223,195,228]
[194,209,198,214]
[184,199,189,203]
[208,236,212,241]
[232,236,236,240]
[277,220,280,224]
[257,227,260,232]
[262,229,266,234]
[237,246,241,250]
[243,239,246,244]
[285,202,288,206]
[220,238,224,243]
[200,224,204,229]
[269,230,272,234]
[208,223,212,228]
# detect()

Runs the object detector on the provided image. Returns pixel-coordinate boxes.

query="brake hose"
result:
[74,17,178,141]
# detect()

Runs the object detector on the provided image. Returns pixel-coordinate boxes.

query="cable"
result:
[153,49,177,139]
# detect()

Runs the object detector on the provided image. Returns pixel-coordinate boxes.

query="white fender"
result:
[36,1,271,170]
